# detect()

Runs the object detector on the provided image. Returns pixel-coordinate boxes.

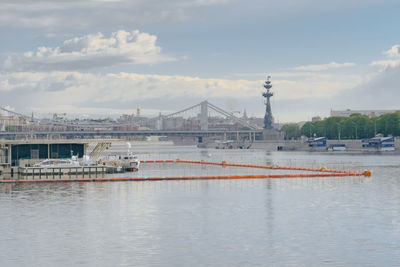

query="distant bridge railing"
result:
[0,129,263,139]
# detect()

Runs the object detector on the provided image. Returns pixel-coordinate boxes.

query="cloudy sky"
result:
[1,0,400,122]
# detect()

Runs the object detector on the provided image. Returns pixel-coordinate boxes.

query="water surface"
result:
[1,147,399,266]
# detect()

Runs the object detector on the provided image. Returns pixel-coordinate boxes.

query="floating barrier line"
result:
[0,172,365,184]
[0,159,371,184]
[142,159,369,176]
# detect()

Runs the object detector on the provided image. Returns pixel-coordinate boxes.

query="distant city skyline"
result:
[1,0,400,122]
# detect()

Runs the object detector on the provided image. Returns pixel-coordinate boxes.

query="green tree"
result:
[282,123,301,140]
[300,122,313,138]
[299,112,400,140]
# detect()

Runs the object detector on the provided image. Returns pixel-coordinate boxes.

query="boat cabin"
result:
[327,144,346,151]
[362,136,395,151]
[306,137,327,147]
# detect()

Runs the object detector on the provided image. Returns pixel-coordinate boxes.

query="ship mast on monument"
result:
[262,75,274,129]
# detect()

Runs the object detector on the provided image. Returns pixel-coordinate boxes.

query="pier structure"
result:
[0,139,113,180]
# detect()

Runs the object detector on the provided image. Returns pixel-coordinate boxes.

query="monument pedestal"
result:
[262,129,284,141]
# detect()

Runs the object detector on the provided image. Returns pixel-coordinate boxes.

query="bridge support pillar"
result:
[200,101,208,131]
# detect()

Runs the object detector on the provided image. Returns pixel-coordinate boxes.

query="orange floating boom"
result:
[0,171,366,184]
[0,159,370,184]
[172,159,366,175]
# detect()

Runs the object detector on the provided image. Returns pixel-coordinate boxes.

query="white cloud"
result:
[0,0,229,29]
[2,30,175,71]
[370,60,400,68]
[0,69,362,118]
[292,62,356,71]
[384,44,400,57]
[370,44,400,68]
[1,0,392,30]
[336,64,400,111]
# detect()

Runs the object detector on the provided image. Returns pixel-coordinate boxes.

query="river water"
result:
[0,146,399,266]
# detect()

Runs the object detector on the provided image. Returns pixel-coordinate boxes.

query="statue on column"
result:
[262,76,274,129]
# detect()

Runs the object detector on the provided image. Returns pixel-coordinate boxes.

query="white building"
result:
[330,109,398,118]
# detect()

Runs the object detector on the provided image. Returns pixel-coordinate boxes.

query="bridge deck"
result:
[0,130,262,138]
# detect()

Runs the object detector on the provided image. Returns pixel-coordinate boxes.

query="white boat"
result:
[327,144,346,151]
[213,140,252,149]
[362,136,395,152]
[34,157,80,167]
[120,153,140,171]
[121,142,140,171]
[99,142,140,172]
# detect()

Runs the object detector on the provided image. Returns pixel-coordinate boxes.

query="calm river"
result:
[0,146,399,266]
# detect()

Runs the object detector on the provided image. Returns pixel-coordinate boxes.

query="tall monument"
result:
[262,76,274,129]
[261,76,283,141]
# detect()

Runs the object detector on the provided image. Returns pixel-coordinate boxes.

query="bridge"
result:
[162,101,260,131]
[0,101,263,140]
[0,129,261,138]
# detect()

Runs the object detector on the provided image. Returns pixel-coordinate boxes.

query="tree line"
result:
[281,112,400,140]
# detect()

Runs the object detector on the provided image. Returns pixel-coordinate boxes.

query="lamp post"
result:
[374,117,381,137]
[336,122,342,141]
[351,121,358,140]
[309,123,315,138]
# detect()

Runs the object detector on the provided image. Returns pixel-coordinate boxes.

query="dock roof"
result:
[0,139,118,145]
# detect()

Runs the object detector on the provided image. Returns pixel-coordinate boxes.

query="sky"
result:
[1,0,400,122]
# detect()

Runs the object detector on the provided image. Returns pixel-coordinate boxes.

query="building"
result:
[312,116,322,122]
[0,114,30,131]
[0,139,89,167]
[330,109,398,118]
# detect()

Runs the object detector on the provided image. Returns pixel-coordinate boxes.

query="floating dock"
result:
[0,138,116,180]
[18,166,107,179]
